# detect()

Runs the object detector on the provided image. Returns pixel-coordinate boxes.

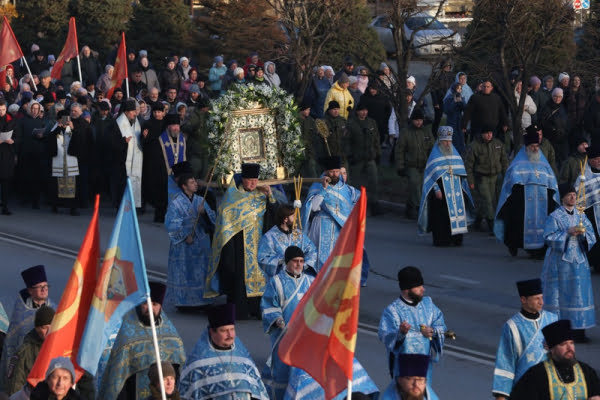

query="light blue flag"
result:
[77,178,151,376]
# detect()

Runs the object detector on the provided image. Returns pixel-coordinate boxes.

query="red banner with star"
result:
[278,187,366,399]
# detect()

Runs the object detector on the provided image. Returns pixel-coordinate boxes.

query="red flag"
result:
[27,195,101,387]
[51,17,79,80]
[106,32,128,99]
[0,16,24,92]
[278,187,367,399]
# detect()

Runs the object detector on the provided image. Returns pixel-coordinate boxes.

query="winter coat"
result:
[359,91,391,137]
[584,98,600,143]
[0,113,16,180]
[539,99,569,162]
[79,52,102,87]
[514,90,537,129]
[264,61,281,88]
[308,76,331,119]
[323,82,354,119]
[208,63,227,92]
[140,65,161,92]
[159,68,181,92]
[7,329,43,395]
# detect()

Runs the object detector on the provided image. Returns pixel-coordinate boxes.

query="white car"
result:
[370,14,461,56]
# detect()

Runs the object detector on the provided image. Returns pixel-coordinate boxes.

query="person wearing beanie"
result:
[28,356,79,400]
[98,282,185,399]
[6,306,55,395]
[208,55,227,94]
[159,58,181,96]
[528,75,544,116]
[510,320,600,399]
[315,100,348,164]
[539,85,569,164]
[495,124,559,258]
[333,55,355,83]
[229,66,246,89]
[492,279,558,399]
[464,124,508,233]
[574,141,600,271]
[379,266,446,383]
[395,106,435,219]
[206,162,279,320]
[146,361,180,399]
[259,245,315,398]
[110,96,143,209]
[179,303,269,399]
[323,72,354,119]
[302,155,361,271]
[558,72,570,90]
[541,180,596,344]
[0,98,16,216]
[559,135,588,188]
[258,203,318,280]
[347,99,382,216]
[418,126,474,247]
[164,160,216,308]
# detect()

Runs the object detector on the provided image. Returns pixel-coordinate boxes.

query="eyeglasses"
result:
[31,284,50,290]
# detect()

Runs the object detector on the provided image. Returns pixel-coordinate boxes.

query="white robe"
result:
[116,113,143,207]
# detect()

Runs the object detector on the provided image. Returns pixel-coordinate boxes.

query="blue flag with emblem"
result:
[77,178,150,376]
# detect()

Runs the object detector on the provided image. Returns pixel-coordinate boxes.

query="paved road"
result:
[0,202,598,399]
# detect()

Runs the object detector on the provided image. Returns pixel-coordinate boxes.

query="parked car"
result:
[370,14,461,56]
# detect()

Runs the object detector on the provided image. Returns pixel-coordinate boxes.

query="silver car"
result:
[370,14,461,56]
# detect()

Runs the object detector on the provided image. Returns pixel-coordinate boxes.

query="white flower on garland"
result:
[207,83,304,179]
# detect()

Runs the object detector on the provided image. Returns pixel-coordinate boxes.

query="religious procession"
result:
[0,0,599,399]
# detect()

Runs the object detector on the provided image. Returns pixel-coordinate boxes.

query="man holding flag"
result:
[278,187,367,400]
[98,282,185,399]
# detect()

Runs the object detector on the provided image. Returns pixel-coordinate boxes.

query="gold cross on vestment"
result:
[535,169,540,178]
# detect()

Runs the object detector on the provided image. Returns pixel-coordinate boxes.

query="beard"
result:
[552,353,577,368]
[285,220,294,230]
[439,143,453,156]
[526,148,541,162]
[407,291,423,304]
[329,175,340,185]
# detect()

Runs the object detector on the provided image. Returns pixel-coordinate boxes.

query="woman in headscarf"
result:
[444,72,473,104]
[264,61,281,88]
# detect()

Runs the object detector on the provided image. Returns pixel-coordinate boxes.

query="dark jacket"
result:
[80,53,102,87]
[0,113,16,180]
[539,99,569,161]
[461,91,508,136]
[359,91,391,138]
[159,68,181,92]
[584,98,600,144]
[31,381,80,400]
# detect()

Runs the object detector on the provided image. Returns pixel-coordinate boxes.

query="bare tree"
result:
[265,0,355,99]
[358,0,459,132]
[457,0,574,148]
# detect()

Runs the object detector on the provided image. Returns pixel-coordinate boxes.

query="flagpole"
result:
[146,295,167,400]
[347,379,353,400]
[21,56,37,91]
[125,77,130,98]
[76,55,82,83]
[126,177,166,400]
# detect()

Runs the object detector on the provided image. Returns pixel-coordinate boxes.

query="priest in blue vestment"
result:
[492,279,558,399]
[378,266,446,393]
[258,204,317,279]
[381,354,439,400]
[541,183,596,343]
[205,163,278,320]
[165,161,216,308]
[178,303,269,400]
[574,142,600,270]
[418,126,474,247]
[494,126,559,257]
[153,113,186,223]
[301,156,361,271]
[98,282,186,399]
[260,246,314,399]
[0,301,8,356]
[0,265,54,393]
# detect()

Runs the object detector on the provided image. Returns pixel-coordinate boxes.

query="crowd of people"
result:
[0,38,598,399]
